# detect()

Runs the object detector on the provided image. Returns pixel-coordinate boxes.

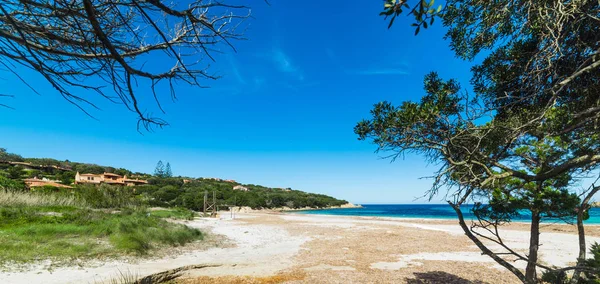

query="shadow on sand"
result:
[405,271,487,284]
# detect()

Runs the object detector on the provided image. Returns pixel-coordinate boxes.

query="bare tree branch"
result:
[0,0,250,130]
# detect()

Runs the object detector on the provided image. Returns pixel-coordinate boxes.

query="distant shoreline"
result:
[292,204,600,226]
[227,203,363,214]
[285,202,363,211]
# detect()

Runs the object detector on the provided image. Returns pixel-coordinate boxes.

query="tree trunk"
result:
[571,185,599,284]
[525,210,541,283]
[570,208,586,283]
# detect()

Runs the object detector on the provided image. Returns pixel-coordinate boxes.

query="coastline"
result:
[291,205,600,226]
[228,202,363,214]
[291,211,600,226]
[3,211,599,284]
[283,202,363,211]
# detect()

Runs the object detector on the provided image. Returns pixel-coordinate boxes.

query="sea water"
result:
[297,204,600,224]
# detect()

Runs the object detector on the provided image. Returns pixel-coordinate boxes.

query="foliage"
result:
[136,178,347,210]
[0,206,202,264]
[582,243,600,283]
[154,161,173,178]
[0,190,82,207]
[381,0,442,32]
[356,71,599,282]
[165,162,173,178]
[149,208,196,221]
[56,171,76,185]
[154,160,165,177]
[368,0,599,282]
[542,242,600,284]
[26,169,42,179]
[7,165,24,179]
[23,158,62,166]
[0,148,347,211]
[0,175,26,192]
[68,184,143,209]
[0,148,23,162]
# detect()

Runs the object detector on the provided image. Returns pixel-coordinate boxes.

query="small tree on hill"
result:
[7,165,24,179]
[154,160,165,178]
[0,148,23,162]
[165,162,173,178]
[0,176,25,192]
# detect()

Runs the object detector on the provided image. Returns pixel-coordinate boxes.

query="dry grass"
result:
[177,271,306,284]
[0,190,84,207]
[96,269,140,284]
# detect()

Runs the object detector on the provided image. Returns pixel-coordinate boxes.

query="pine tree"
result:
[154,160,165,177]
[165,162,173,178]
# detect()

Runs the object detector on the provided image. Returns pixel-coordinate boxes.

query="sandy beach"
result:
[2,211,599,284]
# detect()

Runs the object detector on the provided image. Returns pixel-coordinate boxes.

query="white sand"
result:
[371,251,494,270]
[0,213,597,283]
[0,216,309,284]
[279,213,600,269]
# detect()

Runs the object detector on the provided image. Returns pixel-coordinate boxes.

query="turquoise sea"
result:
[297,204,600,224]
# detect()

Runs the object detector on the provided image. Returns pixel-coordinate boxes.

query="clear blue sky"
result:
[0,1,476,204]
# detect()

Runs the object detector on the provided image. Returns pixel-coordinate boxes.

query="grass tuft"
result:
[99,269,140,284]
[0,191,83,207]
[149,207,197,220]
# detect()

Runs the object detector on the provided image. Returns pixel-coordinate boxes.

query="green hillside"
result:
[0,148,348,210]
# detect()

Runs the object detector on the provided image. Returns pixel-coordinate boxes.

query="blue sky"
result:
[0,1,476,204]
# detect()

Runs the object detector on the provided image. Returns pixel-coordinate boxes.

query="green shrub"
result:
[542,242,600,284]
[0,206,203,263]
[0,175,26,192]
[149,208,196,220]
[70,184,140,208]
[135,178,347,210]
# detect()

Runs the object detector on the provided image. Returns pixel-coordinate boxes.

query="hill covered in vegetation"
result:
[0,148,349,210]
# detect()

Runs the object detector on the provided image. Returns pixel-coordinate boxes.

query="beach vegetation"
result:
[0,187,202,265]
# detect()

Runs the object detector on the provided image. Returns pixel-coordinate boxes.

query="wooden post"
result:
[203,190,207,217]
[212,191,216,216]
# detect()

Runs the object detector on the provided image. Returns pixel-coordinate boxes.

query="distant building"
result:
[75,172,148,186]
[224,179,236,183]
[122,176,149,186]
[233,185,249,191]
[24,178,73,189]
